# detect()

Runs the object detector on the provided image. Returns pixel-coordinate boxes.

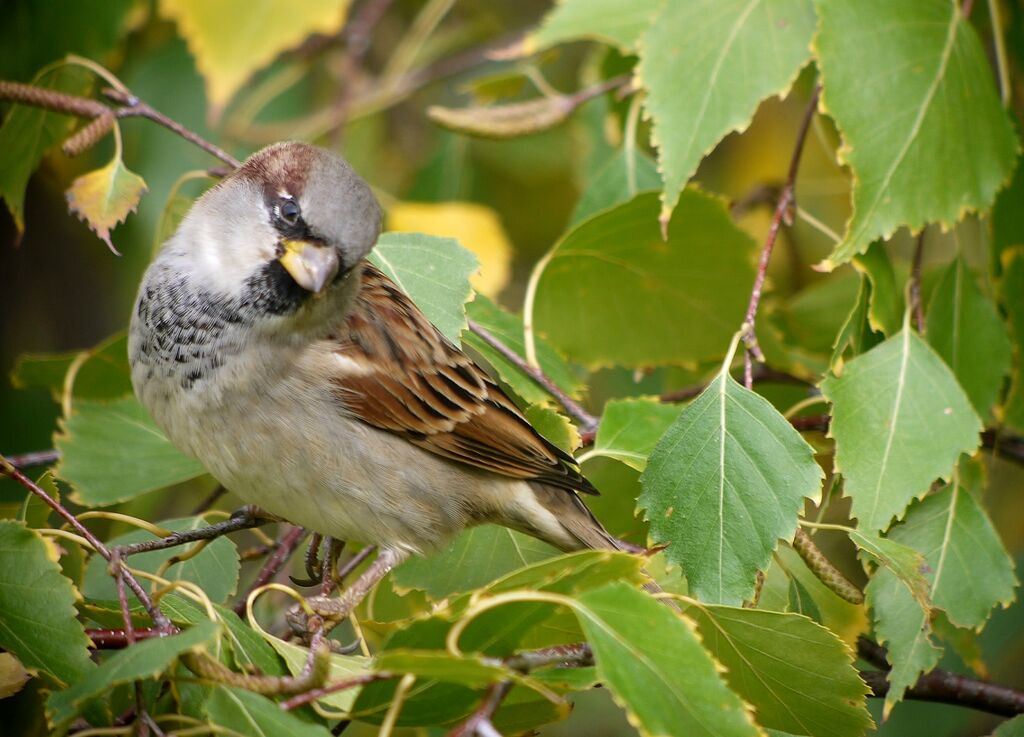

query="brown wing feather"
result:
[330,264,596,495]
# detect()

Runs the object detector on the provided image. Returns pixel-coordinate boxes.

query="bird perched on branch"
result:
[129,141,621,622]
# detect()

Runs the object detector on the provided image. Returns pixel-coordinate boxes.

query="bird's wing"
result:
[327,263,596,495]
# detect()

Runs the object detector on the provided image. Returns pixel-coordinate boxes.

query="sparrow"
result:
[128,142,621,611]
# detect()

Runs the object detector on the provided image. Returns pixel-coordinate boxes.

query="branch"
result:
[467,318,598,434]
[279,672,394,711]
[87,628,160,649]
[0,79,239,168]
[233,524,308,615]
[742,83,821,388]
[447,680,513,737]
[910,230,926,334]
[3,448,60,469]
[0,455,174,634]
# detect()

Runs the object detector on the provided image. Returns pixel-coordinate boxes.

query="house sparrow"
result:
[128,142,620,616]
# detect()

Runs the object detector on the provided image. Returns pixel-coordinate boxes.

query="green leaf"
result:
[926,255,1013,420]
[864,566,941,717]
[523,404,579,451]
[526,0,661,53]
[847,528,931,608]
[888,476,1017,629]
[0,521,94,687]
[55,396,206,506]
[264,634,370,712]
[18,471,58,528]
[65,149,148,253]
[570,148,662,227]
[206,685,333,737]
[374,650,510,687]
[993,715,1024,737]
[639,360,823,605]
[1003,250,1024,434]
[11,333,131,403]
[214,605,285,677]
[394,525,556,599]
[82,516,239,604]
[369,232,478,344]
[814,0,1019,268]
[992,154,1024,272]
[821,327,982,531]
[586,397,680,471]
[852,242,903,336]
[463,295,583,405]
[787,577,822,622]
[0,64,91,232]
[47,621,219,731]
[639,0,815,220]
[575,582,761,737]
[159,0,351,116]
[689,606,873,737]
[533,191,756,368]
[831,275,882,367]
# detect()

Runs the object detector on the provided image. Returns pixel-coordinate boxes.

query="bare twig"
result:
[3,448,60,469]
[0,455,174,633]
[742,84,821,388]
[280,671,395,711]
[233,525,308,615]
[87,628,160,649]
[910,230,926,334]
[447,680,513,737]
[190,484,227,515]
[859,659,1024,717]
[116,506,270,557]
[0,79,239,168]
[467,318,597,433]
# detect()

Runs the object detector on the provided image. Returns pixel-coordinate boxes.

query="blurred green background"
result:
[1,1,1021,735]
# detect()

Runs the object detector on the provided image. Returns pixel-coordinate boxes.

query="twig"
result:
[860,668,1024,716]
[3,448,60,469]
[910,231,926,333]
[742,84,821,388]
[0,455,174,633]
[447,680,513,737]
[0,80,239,168]
[87,628,160,649]
[504,643,593,671]
[659,366,810,403]
[116,506,270,557]
[233,525,308,615]
[102,88,239,168]
[279,671,395,711]
[467,318,597,433]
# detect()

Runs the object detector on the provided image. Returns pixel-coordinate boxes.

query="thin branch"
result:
[742,83,821,388]
[233,525,308,615]
[279,672,395,711]
[116,506,270,557]
[447,680,513,737]
[190,484,227,516]
[467,318,598,433]
[910,230,926,333]
[0,456,174,633]
[3,448,60,469]
[0,79,239,168]
[860,668,1024,717]
[87,628,160,649]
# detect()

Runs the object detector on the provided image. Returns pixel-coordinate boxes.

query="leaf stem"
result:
[987,0,1011,106]
[742,83,821,388]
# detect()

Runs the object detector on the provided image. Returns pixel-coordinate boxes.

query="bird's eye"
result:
[279,198,301,225]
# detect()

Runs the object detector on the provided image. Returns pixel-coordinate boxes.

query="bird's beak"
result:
[279,240,340,294]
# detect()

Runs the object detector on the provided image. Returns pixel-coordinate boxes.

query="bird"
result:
[128,141,623,621]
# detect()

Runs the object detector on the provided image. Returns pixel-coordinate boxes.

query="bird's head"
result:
[168,141,382,314]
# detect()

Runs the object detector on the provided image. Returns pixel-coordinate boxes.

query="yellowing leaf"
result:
[160,0,351,115]
[65,154,147,254]
[388,201,512,297]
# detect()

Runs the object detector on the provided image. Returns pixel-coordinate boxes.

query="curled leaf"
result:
[65,152,147,254]
[428,96,575,139]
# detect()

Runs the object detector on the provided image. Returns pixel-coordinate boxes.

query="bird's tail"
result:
[527,482,635,553]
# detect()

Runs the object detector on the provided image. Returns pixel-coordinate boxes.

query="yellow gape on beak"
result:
[279,240,340,294]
